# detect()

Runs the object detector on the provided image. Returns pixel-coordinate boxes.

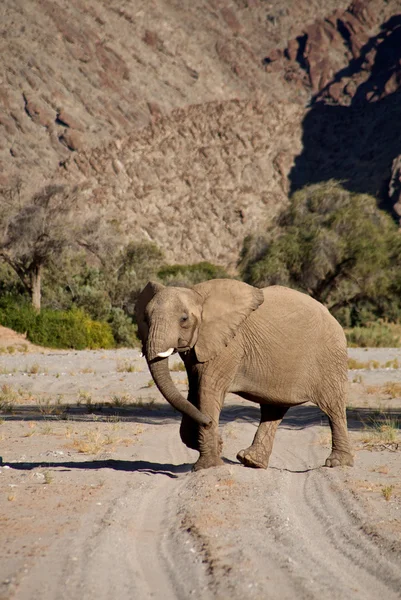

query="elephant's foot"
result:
[237,447,269,469]
[192,455,224,471]
[325,450,354,467]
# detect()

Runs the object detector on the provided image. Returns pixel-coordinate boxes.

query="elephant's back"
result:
[259,285,345,345]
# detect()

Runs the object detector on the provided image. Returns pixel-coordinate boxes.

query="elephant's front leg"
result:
[237,404,289,469]
[192,387,225,471]
[180,414,223,453]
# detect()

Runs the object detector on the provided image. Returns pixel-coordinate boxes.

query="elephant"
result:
[135,279,354,471]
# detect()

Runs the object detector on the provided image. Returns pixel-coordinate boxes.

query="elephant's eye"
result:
[180,314,188,324]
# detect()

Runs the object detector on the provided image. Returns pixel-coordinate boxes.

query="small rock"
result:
[56,109,83,131]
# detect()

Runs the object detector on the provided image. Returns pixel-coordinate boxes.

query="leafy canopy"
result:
[239,181,401,324]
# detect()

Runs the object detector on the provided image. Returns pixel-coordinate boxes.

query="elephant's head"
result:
[135,279,264,427]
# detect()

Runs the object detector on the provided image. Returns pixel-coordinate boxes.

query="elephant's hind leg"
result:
[320,403,354,467]
[237,405,288,469]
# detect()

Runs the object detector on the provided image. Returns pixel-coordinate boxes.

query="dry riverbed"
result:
[0,328,400,600]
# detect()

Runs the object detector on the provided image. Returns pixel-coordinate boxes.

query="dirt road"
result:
[1,344,400,599]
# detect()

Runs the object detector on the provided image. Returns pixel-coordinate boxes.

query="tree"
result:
[0,183,98,311]
[239,181,401,325]
[107,241,165,312]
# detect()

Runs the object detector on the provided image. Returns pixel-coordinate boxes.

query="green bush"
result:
[0,299,114,349]
[73,286,112,321]
[108,308,139,347]
[346,322,401,348]
[158,261,230,286]
[239,181,401,326]
[0,296,37,332]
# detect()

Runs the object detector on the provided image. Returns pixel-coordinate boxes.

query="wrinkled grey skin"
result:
[135,279,353,471]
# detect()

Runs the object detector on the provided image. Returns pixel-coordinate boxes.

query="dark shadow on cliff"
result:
[289,16,401,217]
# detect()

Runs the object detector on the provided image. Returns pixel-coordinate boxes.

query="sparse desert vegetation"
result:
[169,360,186,372]
[366,382,401,399]
[360,416,400,451]
[116,358,142,373]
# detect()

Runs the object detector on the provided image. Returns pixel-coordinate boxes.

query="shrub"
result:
[0,299,114,349]
[110,242,165,309]
[73,286,112,321]
[108,308,139,347]
[346,322,401,348]
[158,261,230,286]
[239,181,401,326]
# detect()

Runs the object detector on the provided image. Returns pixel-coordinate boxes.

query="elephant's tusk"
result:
[157,348,175,358]
[139,352,144,358]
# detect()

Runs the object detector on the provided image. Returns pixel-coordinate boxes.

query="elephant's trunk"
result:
[148,357,211,427]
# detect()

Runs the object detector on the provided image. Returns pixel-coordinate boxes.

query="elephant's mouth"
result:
[177,344,191,353]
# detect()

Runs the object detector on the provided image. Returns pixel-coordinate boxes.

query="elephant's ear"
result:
[193,279,264,363]
[135,281,164,343]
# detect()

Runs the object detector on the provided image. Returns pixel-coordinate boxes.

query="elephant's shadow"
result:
[3,459,194,478]
[3,457,319,476]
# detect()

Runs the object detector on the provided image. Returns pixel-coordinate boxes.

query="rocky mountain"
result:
[61,97,303,266]
[0,0,347,188]
[1,0,401,266]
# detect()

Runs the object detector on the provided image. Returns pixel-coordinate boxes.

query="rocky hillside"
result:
[61,98,303,266]
[1,0,401,266]
[0,0,348,189]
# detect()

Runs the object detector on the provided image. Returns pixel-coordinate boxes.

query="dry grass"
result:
[70,423,143,454]
[383,358,400,369]
[382,485,394,501]
[0,366,17,374]
[366,385,382,395]
[382,382,401,398]
[72,429,116,454]
[37,396,66,416]
[80,367,95,374]
[77,390,93,410]
[0,344,29,354]
[23,422,37,437]
[170,360,186,372]
[348,357,401,370]
[348,358,380,370]
[133,396,157,408]
[365,382,401,398]
[116,359,143,373]
[370,464,389,474]
[0,384,18,412]
[43,470,54,484]
[111,394,133,407]
[360,416,400,450]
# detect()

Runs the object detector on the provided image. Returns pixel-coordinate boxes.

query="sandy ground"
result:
[0,327,400,600]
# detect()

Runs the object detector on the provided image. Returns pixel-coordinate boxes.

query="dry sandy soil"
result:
[0,328,400,599]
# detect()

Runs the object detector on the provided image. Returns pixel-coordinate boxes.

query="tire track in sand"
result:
[177,416,401,600]
[12,424,210,600]
[240,423,401,599]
